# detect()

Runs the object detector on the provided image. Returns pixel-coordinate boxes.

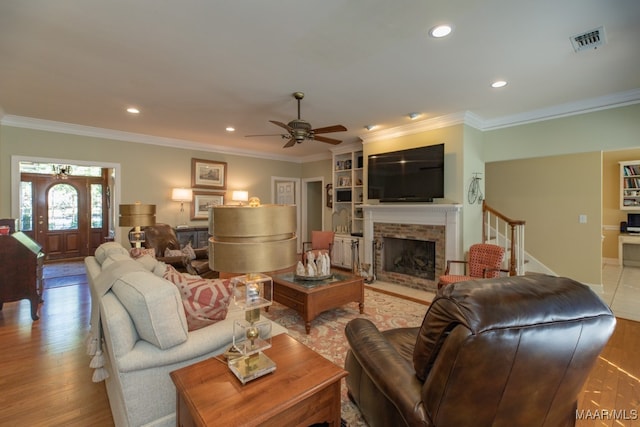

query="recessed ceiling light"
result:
[408,112,421,120]
[429,25,452,38]
[491,80,508,88]
[365,125,376,131]
[225,127,235,132]
[126,107,140,114]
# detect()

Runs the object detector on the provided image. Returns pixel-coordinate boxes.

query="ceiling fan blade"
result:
[314,135,342,145]
[245,133,285,137]
[311,124,347,134]
[283,137,296,148]
[269,120,292,131]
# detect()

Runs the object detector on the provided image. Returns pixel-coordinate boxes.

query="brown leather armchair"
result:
[345,275,615,427]
[132,224,215,278]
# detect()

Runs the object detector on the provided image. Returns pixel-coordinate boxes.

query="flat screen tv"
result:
[367,143,444,203]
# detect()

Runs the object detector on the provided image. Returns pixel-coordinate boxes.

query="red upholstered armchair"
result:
[438,243,506,289]
[302,230,335,261]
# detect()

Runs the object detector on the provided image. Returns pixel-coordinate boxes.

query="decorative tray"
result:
[294,274,333,281]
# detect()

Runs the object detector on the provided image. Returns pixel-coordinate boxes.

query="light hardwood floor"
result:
[0,263,638,426]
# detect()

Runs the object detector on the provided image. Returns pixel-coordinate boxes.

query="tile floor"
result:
[600,263,640,322]
[369,264,640,323]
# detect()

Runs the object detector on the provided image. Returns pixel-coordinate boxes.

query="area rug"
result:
[43,261,86,279]
[262,288,429,426]
[43,261,87,289]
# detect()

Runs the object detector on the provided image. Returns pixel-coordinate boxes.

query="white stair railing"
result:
[482,201,526,276]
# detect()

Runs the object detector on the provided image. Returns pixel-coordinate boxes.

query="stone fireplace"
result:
[363,204,461,292]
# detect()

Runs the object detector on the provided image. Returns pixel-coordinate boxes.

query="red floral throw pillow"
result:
[163,265,233,331]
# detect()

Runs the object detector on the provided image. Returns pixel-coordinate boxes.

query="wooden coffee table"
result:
[270,270,364,334]
[170,334,347,427]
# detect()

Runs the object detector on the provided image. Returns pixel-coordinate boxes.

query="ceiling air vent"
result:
[570,26,606,52]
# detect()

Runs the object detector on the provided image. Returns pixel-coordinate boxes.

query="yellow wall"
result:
[486,152,602,284]
[362,124,482,249]
[484,103,640,285]
[602,148,640,259]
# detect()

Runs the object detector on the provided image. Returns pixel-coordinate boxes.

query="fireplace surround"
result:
[363,204,462,292]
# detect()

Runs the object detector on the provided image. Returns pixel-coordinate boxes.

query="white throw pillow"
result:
[111,271,189,349]
[95,242,130,265]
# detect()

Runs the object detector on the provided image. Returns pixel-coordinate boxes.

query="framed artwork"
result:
[191,191,225,220]
[191,158,227,190]
[276,181,295,205]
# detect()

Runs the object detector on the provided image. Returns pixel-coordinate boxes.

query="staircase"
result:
[482,201,526,276]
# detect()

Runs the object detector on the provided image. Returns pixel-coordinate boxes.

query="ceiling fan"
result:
[246,92,347,148]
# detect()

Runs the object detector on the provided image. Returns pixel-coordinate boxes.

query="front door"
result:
[22,172,108,260]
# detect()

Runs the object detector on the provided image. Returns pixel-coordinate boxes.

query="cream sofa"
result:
[85,242,287,427]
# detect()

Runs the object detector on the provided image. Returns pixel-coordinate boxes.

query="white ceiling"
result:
[1,0,639,162]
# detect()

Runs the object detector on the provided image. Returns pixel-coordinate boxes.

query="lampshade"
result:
[209,204,297,273]
[171,188,193,202]
[231,190,249,203]
[118,203,156,227]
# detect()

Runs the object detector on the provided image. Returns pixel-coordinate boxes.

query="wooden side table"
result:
[170,334,347,427]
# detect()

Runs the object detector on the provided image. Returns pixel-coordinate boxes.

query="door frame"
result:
[11,155,122,241]
[301,177,325,245]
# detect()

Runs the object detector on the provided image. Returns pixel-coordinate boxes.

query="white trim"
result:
[301,176,325,246]
[11,155,122,242]
[480,88,640,131]
[359,88,640,141]
[3,88,639,161]
[0,115,309,164]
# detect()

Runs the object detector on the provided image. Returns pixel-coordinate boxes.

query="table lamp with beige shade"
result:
[171,188,193,228]
[118,202,156,248]
[209,198,297,383]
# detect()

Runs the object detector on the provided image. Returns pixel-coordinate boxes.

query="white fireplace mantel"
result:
[362,203,462,266]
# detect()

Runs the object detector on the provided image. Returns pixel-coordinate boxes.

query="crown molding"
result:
[359,111,480,143]
[3,87,639,161]
[359,88,640,142]
[479,88,640,130]
[0,115,305,163]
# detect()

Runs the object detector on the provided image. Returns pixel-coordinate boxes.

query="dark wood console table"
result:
[0,232,45,320]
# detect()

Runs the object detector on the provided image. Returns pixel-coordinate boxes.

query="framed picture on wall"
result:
[191,158,227,190]
[191,191,225,220]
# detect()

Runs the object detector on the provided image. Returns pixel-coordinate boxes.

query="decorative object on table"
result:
[118,202,156,248]
[191,158,227,190]
[171,188,193,228]
[191,191,224,220]
[302,230,334,263]
[209,198,297,384]
[295,251,332,280]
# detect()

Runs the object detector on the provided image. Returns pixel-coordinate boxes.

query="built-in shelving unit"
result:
[620,160,640,210]
[331,143,364,269]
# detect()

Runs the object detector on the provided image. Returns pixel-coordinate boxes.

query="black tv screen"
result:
[367,143,444,203]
